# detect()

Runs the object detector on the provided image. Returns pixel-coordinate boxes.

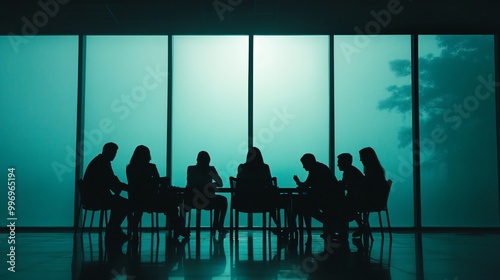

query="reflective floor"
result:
[1,229,499,279]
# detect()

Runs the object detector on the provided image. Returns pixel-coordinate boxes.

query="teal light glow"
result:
[171,36,248,227]
[334,35,414,227]
[84,36,168,227]
[254,35,330,188]
[0,36,78,226]
[419,35,499,227]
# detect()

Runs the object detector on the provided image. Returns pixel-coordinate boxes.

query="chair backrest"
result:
[362,179,392,212]
[229,176,277,192]
[229,176,277,212]
[77,179,89,208]
[229,176,237,191]
[77,179,110,210]
[382,179,392,210]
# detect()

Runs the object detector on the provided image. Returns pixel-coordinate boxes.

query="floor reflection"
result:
[72,229,395,279]
[4,230,499,279]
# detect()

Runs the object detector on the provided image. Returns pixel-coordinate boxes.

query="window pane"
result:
[254,36,330,188]
[84,36,168,226]
[419,35,499,227]
[334,35,414,227]
[172,36,248,227]
[0,36,78,226]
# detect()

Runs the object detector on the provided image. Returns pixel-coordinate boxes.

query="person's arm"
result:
[149,164,160,187]
[264,164,274,187]
[293,175,306,188]
[209,166,223,187]
[110,175,127,195]
[105,161,126,194]
[186,166,194,189]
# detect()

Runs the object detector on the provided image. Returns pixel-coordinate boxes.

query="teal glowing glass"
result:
[171,36,248,227]
[84,35,168,227]
[0,36,78,226]
[334,35,414,227]
[419,35,499,227]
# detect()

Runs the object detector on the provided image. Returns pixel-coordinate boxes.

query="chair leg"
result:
[99,210,105,235]
[363,212,374,242]
[378,211,384,240]
[385,208,392,240]
[229,205,233,230]
[89,211,95,236]
[139,218,142,254]
[229,206,234,242]
[263,212,266,234]
[81,209,88,234]
[156,212,160,244]
[186,210,191,229]
[99,210,107,261]
[196,209,201,233]
[210,209,214,235]
[235,211,239,240]
[151,213,155,242]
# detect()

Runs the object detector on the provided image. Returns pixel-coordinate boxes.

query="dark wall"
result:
[1,0,499,35]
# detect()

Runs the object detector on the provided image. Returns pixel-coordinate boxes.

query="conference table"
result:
[183,187,306,232]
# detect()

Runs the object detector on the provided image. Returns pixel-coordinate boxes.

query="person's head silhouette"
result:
[197,151,211,167]
[246,147,264,165]
[102,142,118,161]
[300,153,316,171]
[130,145,151,165]
[359,147,378,167]
[359,147,384,175]
[337,153,353,171]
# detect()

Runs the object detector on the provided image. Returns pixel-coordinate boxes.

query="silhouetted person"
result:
[293,153,346,243]
[359,147,390,210]
[185,151,228,235]
[236,147,287,231]
[82,142,130,258]
[337,153,366,237]
[126,145,188,256]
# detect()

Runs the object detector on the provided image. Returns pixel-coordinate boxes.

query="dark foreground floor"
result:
[1,229,499,279]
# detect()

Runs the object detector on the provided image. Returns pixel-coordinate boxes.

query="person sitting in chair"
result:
[236,147,287,233]
[83,142,131,258]
[337,153,366,238]
[126,145,188,256]
[359,147,390,210]
[293,153,347,244]
[184,151,228,236]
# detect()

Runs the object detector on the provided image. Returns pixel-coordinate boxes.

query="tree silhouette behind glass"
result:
[378,35,497,223]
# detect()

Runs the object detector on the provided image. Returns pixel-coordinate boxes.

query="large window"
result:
[419,35,498,227]
[171,36,249,227]
[0,36,78,226]
[84,36,168,226]
[254,35,330,188]
[334,35,414,227]
[0,34,498,229]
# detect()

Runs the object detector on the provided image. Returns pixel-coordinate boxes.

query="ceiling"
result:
[1,0,499,35]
